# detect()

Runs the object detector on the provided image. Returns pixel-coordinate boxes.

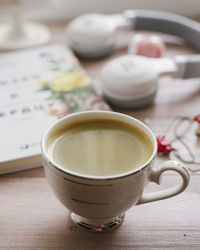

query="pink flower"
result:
[44,101,71,118]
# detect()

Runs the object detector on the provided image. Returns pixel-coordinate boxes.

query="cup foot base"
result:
[70,213,125,232]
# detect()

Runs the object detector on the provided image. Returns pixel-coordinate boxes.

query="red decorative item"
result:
[194,114,200,123]
[156,136,172,154]
[194,114,200,136]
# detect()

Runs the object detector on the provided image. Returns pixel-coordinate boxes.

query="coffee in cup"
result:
[48,118,153,177]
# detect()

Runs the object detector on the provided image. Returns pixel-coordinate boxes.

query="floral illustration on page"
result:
[37,52,110,118]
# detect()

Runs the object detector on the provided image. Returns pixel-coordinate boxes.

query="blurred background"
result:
[0,0,200,22]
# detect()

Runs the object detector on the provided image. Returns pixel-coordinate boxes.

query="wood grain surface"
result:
[0,21,200,250]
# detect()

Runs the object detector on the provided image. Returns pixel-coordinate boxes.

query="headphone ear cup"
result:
[128,34,166,58]
[101,55,159,109]
[66,13,117,59]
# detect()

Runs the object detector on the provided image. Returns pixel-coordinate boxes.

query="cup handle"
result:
[137,160,190,205]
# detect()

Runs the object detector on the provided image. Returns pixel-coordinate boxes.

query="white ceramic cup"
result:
[41,111,190,232]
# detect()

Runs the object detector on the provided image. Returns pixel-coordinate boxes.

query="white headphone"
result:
[66,10,200,108]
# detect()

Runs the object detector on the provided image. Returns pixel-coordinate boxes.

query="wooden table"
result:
[1,22,200,250]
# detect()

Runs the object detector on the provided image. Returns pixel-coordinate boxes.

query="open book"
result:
[0,44,110,174]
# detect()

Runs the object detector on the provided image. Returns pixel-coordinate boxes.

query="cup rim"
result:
[41,111,157,180]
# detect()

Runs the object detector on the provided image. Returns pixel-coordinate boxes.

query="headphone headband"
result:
[124,10,200,78]
[125,10,200,51]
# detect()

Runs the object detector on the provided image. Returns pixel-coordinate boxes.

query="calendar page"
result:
[0,44,110,174]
